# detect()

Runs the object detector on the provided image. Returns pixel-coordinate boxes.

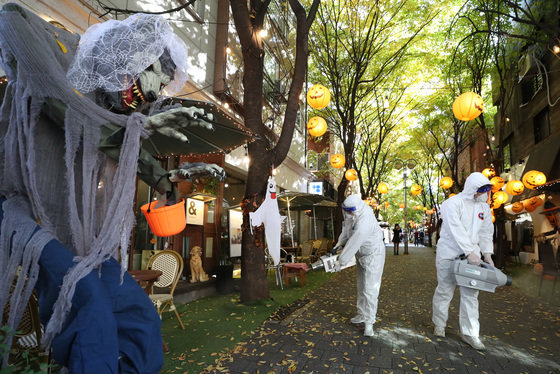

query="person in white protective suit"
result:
[432,172,494,350]
[333,194,386,337]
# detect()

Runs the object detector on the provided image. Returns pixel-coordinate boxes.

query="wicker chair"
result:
[2,290,47,367]
[147,250,185,330]
[296,240,315,264]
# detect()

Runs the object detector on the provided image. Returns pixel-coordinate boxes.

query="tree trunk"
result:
[230,0,320,303]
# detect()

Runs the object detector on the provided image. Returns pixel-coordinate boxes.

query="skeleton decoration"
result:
[249,176,286,265]
[0,4,225,368]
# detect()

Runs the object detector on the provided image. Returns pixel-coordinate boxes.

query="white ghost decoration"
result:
[249,176,286,265]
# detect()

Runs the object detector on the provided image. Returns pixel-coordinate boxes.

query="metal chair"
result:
[265,247,286,289]
[147,250,185,329]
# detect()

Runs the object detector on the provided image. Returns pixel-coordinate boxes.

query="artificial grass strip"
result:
[159,269,334,373]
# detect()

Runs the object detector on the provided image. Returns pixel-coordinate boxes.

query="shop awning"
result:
[276,192,337,210]
[512,132,560,202]
[142,98,256,157]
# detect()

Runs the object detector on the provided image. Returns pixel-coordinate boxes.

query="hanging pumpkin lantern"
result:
[440,177,453,189]
[426,209,434,215]
[330,153,345,168]
[494,190,509,205]
[505,180,524,196]
[384,201,390,208]
[491,193,504,209]
[410,184,422,196]
[399,203,405,209]
[481,167,495,178]
[490,176,505,192]
[307,116,327,137]
[306,84,331,110]
[523,196,543,212]
[452,91,484,121]
[511,201,524,213]
[345,168,358,181]
[377,182,389,194]
[522,170,547,190]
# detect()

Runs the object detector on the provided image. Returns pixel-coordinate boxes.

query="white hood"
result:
[459,172,491,200]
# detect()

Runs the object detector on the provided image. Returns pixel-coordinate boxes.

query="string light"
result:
[226,46,231,55]
[259,29,268,38]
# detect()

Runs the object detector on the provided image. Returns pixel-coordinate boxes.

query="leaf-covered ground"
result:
[161,246,559,373]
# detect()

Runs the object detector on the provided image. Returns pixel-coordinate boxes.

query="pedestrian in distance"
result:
[332,195,386,337]
[392,224,402,255]
[432,172,494,350]
[414,230,419,246]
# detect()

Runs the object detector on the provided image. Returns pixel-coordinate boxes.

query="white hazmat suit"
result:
[334,195,386,336]
[432,172,494,350]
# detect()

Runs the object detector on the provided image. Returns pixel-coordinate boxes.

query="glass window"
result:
[206,200,215,223]
[533,108,550,144]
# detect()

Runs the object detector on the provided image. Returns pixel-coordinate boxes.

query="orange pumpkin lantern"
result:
[523,196,543,212]
[307,116,327,137]
[490,176,505,192]
[522,170,547,190]
[410,184,422,196]
[330,153,345,168]
[384,201,389,208]
[481,167,495,178]
[377,182,389,194]
[399,203,405,209]
[306,84,331,110]
[511,201,524,213]
[494,190,508,204]
[345,168,358,181]
[491,191,508,209]
[452,92,484,121]
[440,177,453,189]
[505,180,524,196]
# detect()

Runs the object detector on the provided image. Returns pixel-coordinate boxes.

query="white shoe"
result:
[364,325,374,337]
[461,334,486,350]
[433,326,446,337]
[350,315,365,324]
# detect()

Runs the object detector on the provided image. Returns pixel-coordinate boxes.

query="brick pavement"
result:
[212,246,560,373]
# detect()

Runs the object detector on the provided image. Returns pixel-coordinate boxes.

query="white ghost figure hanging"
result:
[249,176,286,265]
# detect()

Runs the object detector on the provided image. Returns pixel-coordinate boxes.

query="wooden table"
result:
[128,269,167,352]
[283,262,308,287]
[129,269,162,295]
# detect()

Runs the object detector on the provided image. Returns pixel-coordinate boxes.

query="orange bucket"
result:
[141,199,186,237]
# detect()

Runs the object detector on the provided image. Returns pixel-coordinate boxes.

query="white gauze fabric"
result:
[0,7,186,356]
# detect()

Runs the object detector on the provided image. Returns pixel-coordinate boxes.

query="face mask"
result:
[475,193,488,203]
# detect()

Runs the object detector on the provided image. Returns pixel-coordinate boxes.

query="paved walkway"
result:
[211,245,560,373]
